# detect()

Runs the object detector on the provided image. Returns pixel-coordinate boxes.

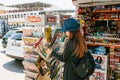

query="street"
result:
[0,39,25,80]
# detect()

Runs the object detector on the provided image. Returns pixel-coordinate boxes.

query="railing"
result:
[6,7,44,13]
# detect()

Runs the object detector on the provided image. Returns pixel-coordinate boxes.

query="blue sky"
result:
[1,0,75,9]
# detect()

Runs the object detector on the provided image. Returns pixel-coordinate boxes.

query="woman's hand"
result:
[46,48,53,55]
[40,60,48,69]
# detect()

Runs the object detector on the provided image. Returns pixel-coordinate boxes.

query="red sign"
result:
[47,16,56,22]
[27,16,41,22]
[78,8,82,14]
[72,0,77,1]
[62,15,71,20]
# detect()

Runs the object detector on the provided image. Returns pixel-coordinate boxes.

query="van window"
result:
[10,32,22,40]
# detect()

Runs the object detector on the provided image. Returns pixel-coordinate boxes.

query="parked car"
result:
[2,28,22,48]
[2,30,16,48]
[5,30,24,60]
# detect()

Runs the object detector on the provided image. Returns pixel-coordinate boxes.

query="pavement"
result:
[0,39,25,80]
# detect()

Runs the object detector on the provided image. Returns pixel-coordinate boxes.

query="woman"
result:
[95,56,102,69]
[46,18,88,80]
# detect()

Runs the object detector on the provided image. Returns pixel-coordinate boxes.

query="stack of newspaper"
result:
[22,27,67,80]
[22,27,42,80]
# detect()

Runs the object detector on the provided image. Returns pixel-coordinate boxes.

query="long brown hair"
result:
[69,29,87,58]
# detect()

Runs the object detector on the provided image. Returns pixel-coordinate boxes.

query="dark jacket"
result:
[51,39,85,80]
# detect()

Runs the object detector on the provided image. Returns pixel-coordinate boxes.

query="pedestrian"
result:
[46,18,88,80]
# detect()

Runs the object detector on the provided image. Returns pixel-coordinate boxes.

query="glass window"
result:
[4,15,6,18]
[10,32,22,40]
[18,14,20,18]
[21,14,23,18]
[7,15,8,18]
[12,15,14,18]
[9,15,11,19]
[30,13,33,15]
[27,13,29,15]
[3,30,16,38]
[15,15,17,18]
[34,13,36,15]
[24,14,26,17]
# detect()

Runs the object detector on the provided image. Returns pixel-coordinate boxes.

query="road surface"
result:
[0,39,25,80]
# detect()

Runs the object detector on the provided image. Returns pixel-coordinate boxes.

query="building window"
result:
[39,12,41,15]
[27,13,29,16]
[23,24,25,26]
[34,13,36,15]
[3,16,5,18]
[21,14,23,18]
[15,14,17,18]
[18,14,20,18]
[24,14,26,17]
[30,13,33,15]
[7,15,8,18]
[12,15,14,18]
[9,15,11,19]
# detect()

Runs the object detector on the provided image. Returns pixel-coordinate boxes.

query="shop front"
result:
[72,0,120,80]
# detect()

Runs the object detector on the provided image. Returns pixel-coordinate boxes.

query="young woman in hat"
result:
[46,18,88,80]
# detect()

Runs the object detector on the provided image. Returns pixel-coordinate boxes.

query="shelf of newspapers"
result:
[89,54,108,80]
[87,43,120,80]
[75,2,120,79]
[22,27,42,80]
[86,40,109,80]
[86,38,120,80]
[22,26,67,80]
[85,34,120,80]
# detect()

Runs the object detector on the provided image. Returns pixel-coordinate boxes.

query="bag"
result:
[71,52,95,78]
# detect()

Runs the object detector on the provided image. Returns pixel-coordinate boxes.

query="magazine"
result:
[33,28,62,61]
[23,37,39,46]
[36,57,61,80]
[45,27,52,43]
[22,27,42,37]
[89,54,108,80]
[33,36,49,61]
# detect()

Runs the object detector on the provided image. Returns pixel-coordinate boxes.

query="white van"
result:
[6,30,24,60]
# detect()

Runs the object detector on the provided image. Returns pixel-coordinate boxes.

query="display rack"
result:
[76,3,120,80]
[22,27,41,80]
[22,27,66,80]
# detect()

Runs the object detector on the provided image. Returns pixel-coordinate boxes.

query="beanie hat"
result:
[62,18,80,32]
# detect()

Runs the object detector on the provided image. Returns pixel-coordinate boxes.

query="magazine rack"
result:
[22,27,66,80]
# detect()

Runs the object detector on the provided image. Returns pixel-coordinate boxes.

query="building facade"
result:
[0,2,75,28]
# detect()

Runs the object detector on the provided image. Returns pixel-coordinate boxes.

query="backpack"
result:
[70,52,95,78]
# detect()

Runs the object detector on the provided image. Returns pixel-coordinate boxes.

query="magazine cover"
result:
[23,27,42,37]
[49,28,62,50]
[36,57,61,80]
[24,70,39,80]
[45,27,52,43]
[45,15,57,26]
[22,60,40,73]
[33,36,49,61]
[89,54,108,80]
[33,27,62,61]
[23,37,39,46]
[23,46,38,55]
[33,28,64,80]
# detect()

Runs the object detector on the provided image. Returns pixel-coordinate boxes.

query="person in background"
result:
[46,18,88,80]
